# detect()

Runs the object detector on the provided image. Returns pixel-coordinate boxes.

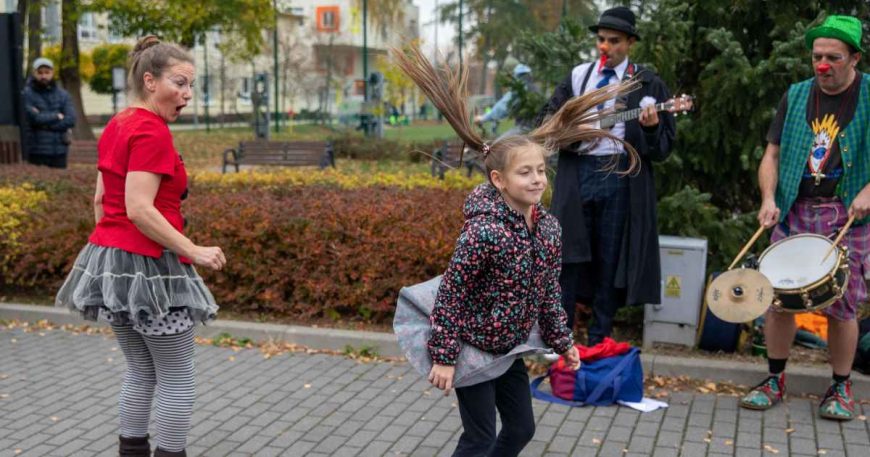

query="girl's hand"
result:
[562,346,581,370]
[428,364,456,395]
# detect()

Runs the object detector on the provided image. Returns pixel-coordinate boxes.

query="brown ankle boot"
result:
[118,435,150,457]
[153,448,186,457]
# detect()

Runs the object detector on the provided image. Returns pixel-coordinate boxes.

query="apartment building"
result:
[10,0,420,119]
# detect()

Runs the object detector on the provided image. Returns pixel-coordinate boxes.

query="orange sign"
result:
[316,6,340,32]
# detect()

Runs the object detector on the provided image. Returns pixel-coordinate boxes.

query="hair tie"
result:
[481,143,491,158]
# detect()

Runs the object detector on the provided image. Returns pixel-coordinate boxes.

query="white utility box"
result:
[643,235,708,349]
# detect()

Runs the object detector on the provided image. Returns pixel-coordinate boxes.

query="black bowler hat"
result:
[589,6,640,40]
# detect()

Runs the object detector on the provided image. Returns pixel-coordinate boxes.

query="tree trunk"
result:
[27,0,42,75]
[477,0,493,95]
[60,0,95,140]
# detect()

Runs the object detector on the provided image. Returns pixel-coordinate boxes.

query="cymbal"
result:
[705,269,774,324]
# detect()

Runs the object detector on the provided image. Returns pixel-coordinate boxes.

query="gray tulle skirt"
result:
[55,243,219,329]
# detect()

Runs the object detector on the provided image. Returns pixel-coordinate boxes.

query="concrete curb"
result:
[2,302,867,398]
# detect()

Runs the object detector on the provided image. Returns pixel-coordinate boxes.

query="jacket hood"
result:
[462,183,544,227]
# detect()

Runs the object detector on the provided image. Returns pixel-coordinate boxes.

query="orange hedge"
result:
[0,165,467,323]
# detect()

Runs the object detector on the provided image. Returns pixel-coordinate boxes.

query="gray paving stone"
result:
[1,327,863,457]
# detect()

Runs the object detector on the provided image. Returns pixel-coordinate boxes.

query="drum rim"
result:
[757,233,846,292]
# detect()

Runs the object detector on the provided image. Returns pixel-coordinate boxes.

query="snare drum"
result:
[757,234,849,313]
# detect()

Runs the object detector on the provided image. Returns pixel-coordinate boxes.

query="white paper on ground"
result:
[617,397,669,412]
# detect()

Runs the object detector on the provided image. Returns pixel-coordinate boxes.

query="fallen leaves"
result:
[1,319,112,336]
[640,374,751,398]
[764,444,780,454]
[5,319,399,365]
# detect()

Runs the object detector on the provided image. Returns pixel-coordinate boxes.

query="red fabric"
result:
[552,338,633,370]
[89,108,190,263]
[576,337,632,362]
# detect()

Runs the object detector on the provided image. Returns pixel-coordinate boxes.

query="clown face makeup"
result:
[596,29,635,68]
[811,38,860,95]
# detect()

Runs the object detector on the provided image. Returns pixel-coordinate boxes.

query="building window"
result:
[107,15,123,43]
[78,12,98,41]
[316,6,340,32]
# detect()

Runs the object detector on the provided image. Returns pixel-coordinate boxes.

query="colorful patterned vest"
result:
[776,73,870,224]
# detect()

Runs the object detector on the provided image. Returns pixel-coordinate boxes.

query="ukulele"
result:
[599,94,695,128]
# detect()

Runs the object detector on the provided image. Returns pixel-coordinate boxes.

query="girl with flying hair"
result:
[392,45,639,457]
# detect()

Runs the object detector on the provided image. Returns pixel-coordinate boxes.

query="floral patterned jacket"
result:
[428,183,573,366]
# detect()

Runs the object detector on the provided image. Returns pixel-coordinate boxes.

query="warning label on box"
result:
[665,275,682,298]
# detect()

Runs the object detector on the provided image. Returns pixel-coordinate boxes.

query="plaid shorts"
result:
[770,198,870,321]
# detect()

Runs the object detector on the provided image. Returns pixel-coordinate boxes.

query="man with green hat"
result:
[750,14,867,420]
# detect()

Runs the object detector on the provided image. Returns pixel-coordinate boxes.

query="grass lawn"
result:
[170,120,518,170]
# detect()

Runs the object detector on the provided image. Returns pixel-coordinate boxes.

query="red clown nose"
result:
[816,63,831,74]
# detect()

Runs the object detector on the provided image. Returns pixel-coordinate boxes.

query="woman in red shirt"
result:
[56,36,225,457]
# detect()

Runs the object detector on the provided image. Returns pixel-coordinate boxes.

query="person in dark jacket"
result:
[23,57,77,168]
[535,7,676,346]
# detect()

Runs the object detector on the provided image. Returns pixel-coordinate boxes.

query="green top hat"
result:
[805,15,864,53]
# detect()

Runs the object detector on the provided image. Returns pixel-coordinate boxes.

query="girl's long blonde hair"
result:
[391,44,640,176]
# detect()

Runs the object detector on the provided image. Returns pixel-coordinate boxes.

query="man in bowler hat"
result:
[535,7,676,346]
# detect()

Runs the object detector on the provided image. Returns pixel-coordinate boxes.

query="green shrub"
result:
[657,185,759,273]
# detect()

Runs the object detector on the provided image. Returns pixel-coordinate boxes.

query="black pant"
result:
[27,153,67,169]
[452,359,535,457]
[560,155,629,346]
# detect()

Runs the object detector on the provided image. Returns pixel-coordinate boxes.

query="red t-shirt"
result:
[89,108,190,263]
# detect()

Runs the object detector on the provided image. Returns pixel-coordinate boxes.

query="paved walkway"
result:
[1,327,868,457]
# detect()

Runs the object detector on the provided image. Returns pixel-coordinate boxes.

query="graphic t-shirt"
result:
[767,73,861,198]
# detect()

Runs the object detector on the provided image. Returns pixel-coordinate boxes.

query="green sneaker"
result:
[819,380,855,421]
[739,373,785,410]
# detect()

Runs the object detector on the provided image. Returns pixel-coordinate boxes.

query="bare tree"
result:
[278,28,312,116]
[60,0,95,140]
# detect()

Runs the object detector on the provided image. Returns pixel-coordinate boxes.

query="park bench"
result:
[430,141,484,179]
[68,140,99,165]
[222,140,335,173]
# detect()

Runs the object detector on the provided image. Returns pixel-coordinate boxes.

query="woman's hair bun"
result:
[133,35,161,54]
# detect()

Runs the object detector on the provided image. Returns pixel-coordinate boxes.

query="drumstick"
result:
[822,214,856,263]
[728,225,767,270]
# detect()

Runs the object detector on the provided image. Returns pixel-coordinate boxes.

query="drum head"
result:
[758,234,837,290]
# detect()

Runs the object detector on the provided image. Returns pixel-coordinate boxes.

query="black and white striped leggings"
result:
[112,325,196,452]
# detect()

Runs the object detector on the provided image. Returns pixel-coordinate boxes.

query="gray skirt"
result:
[393,276,553,388]
[55,243,219,332]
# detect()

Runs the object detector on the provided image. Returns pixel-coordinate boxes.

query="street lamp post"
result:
[111,66,125,114]
[203,32,210,132]
[363,0,368,102]
[273,0,280,133]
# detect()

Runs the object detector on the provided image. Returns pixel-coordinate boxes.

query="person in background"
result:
[23,57,77,168]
